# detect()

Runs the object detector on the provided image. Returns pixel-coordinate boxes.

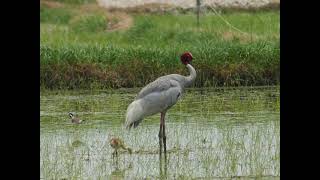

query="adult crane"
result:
[125,52,196,154]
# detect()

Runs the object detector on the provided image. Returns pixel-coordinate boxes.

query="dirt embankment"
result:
[97,0,280,11]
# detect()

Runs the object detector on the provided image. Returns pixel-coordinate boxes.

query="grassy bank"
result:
[40,0,280,89]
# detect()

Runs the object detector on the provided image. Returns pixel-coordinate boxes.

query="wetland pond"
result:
[40,86,280,179]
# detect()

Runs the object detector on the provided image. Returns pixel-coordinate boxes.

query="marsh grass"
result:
[41,119,279,179]
[40,1,279,89]
[41,87,279,179]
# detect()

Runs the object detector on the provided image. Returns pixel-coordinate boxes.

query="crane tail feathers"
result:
[125,100,144,130]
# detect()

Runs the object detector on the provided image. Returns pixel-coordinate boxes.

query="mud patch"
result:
[106,12,133,31]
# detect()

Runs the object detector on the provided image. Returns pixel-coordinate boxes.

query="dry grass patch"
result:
[78,3,107,14]
[221,31,259,43]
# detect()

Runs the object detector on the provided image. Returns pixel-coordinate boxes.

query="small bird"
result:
[109,137,132,158]
[125,52,196,154]
[68,112,83,124]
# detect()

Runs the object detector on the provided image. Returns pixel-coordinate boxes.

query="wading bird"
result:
[68,112,83,124]
[109,137,132,158]
[125,52,196,154]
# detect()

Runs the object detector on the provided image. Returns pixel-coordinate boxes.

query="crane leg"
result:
[159,113,164,156]
[112,149,118,160]
[162,112,167,155]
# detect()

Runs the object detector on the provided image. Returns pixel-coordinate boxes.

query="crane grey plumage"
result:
[125,62,196,129]
[125,52,195,155]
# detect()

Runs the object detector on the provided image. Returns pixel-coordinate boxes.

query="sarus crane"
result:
[124,52,196,154]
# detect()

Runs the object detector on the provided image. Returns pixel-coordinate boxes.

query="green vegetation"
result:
[40,6,72,24]
[40,1,280,89]
[70,14,107,33]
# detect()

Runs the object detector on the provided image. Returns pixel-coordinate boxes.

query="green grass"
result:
[40,1,280,89]
[40,6,72,24]
[70,14,107,33]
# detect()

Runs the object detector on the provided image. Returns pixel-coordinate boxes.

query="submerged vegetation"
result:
[40,0,279,89]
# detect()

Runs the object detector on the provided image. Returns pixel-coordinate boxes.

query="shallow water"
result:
[40,86,280,179]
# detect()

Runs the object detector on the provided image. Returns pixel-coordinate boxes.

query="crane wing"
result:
[135,76,173,100]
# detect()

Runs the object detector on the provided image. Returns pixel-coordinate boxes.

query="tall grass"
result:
[70,14,107,33]
[40,6,72,24]
[40,1,280,89]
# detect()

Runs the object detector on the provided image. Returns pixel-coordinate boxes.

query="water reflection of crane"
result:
[125,52,196,156]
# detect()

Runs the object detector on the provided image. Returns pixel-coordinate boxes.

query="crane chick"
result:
[109,137,132,158]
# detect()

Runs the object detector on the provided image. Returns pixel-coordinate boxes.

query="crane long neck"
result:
[184,64,197,87]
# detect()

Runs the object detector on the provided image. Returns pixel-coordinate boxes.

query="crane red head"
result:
[180,52,193,65]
